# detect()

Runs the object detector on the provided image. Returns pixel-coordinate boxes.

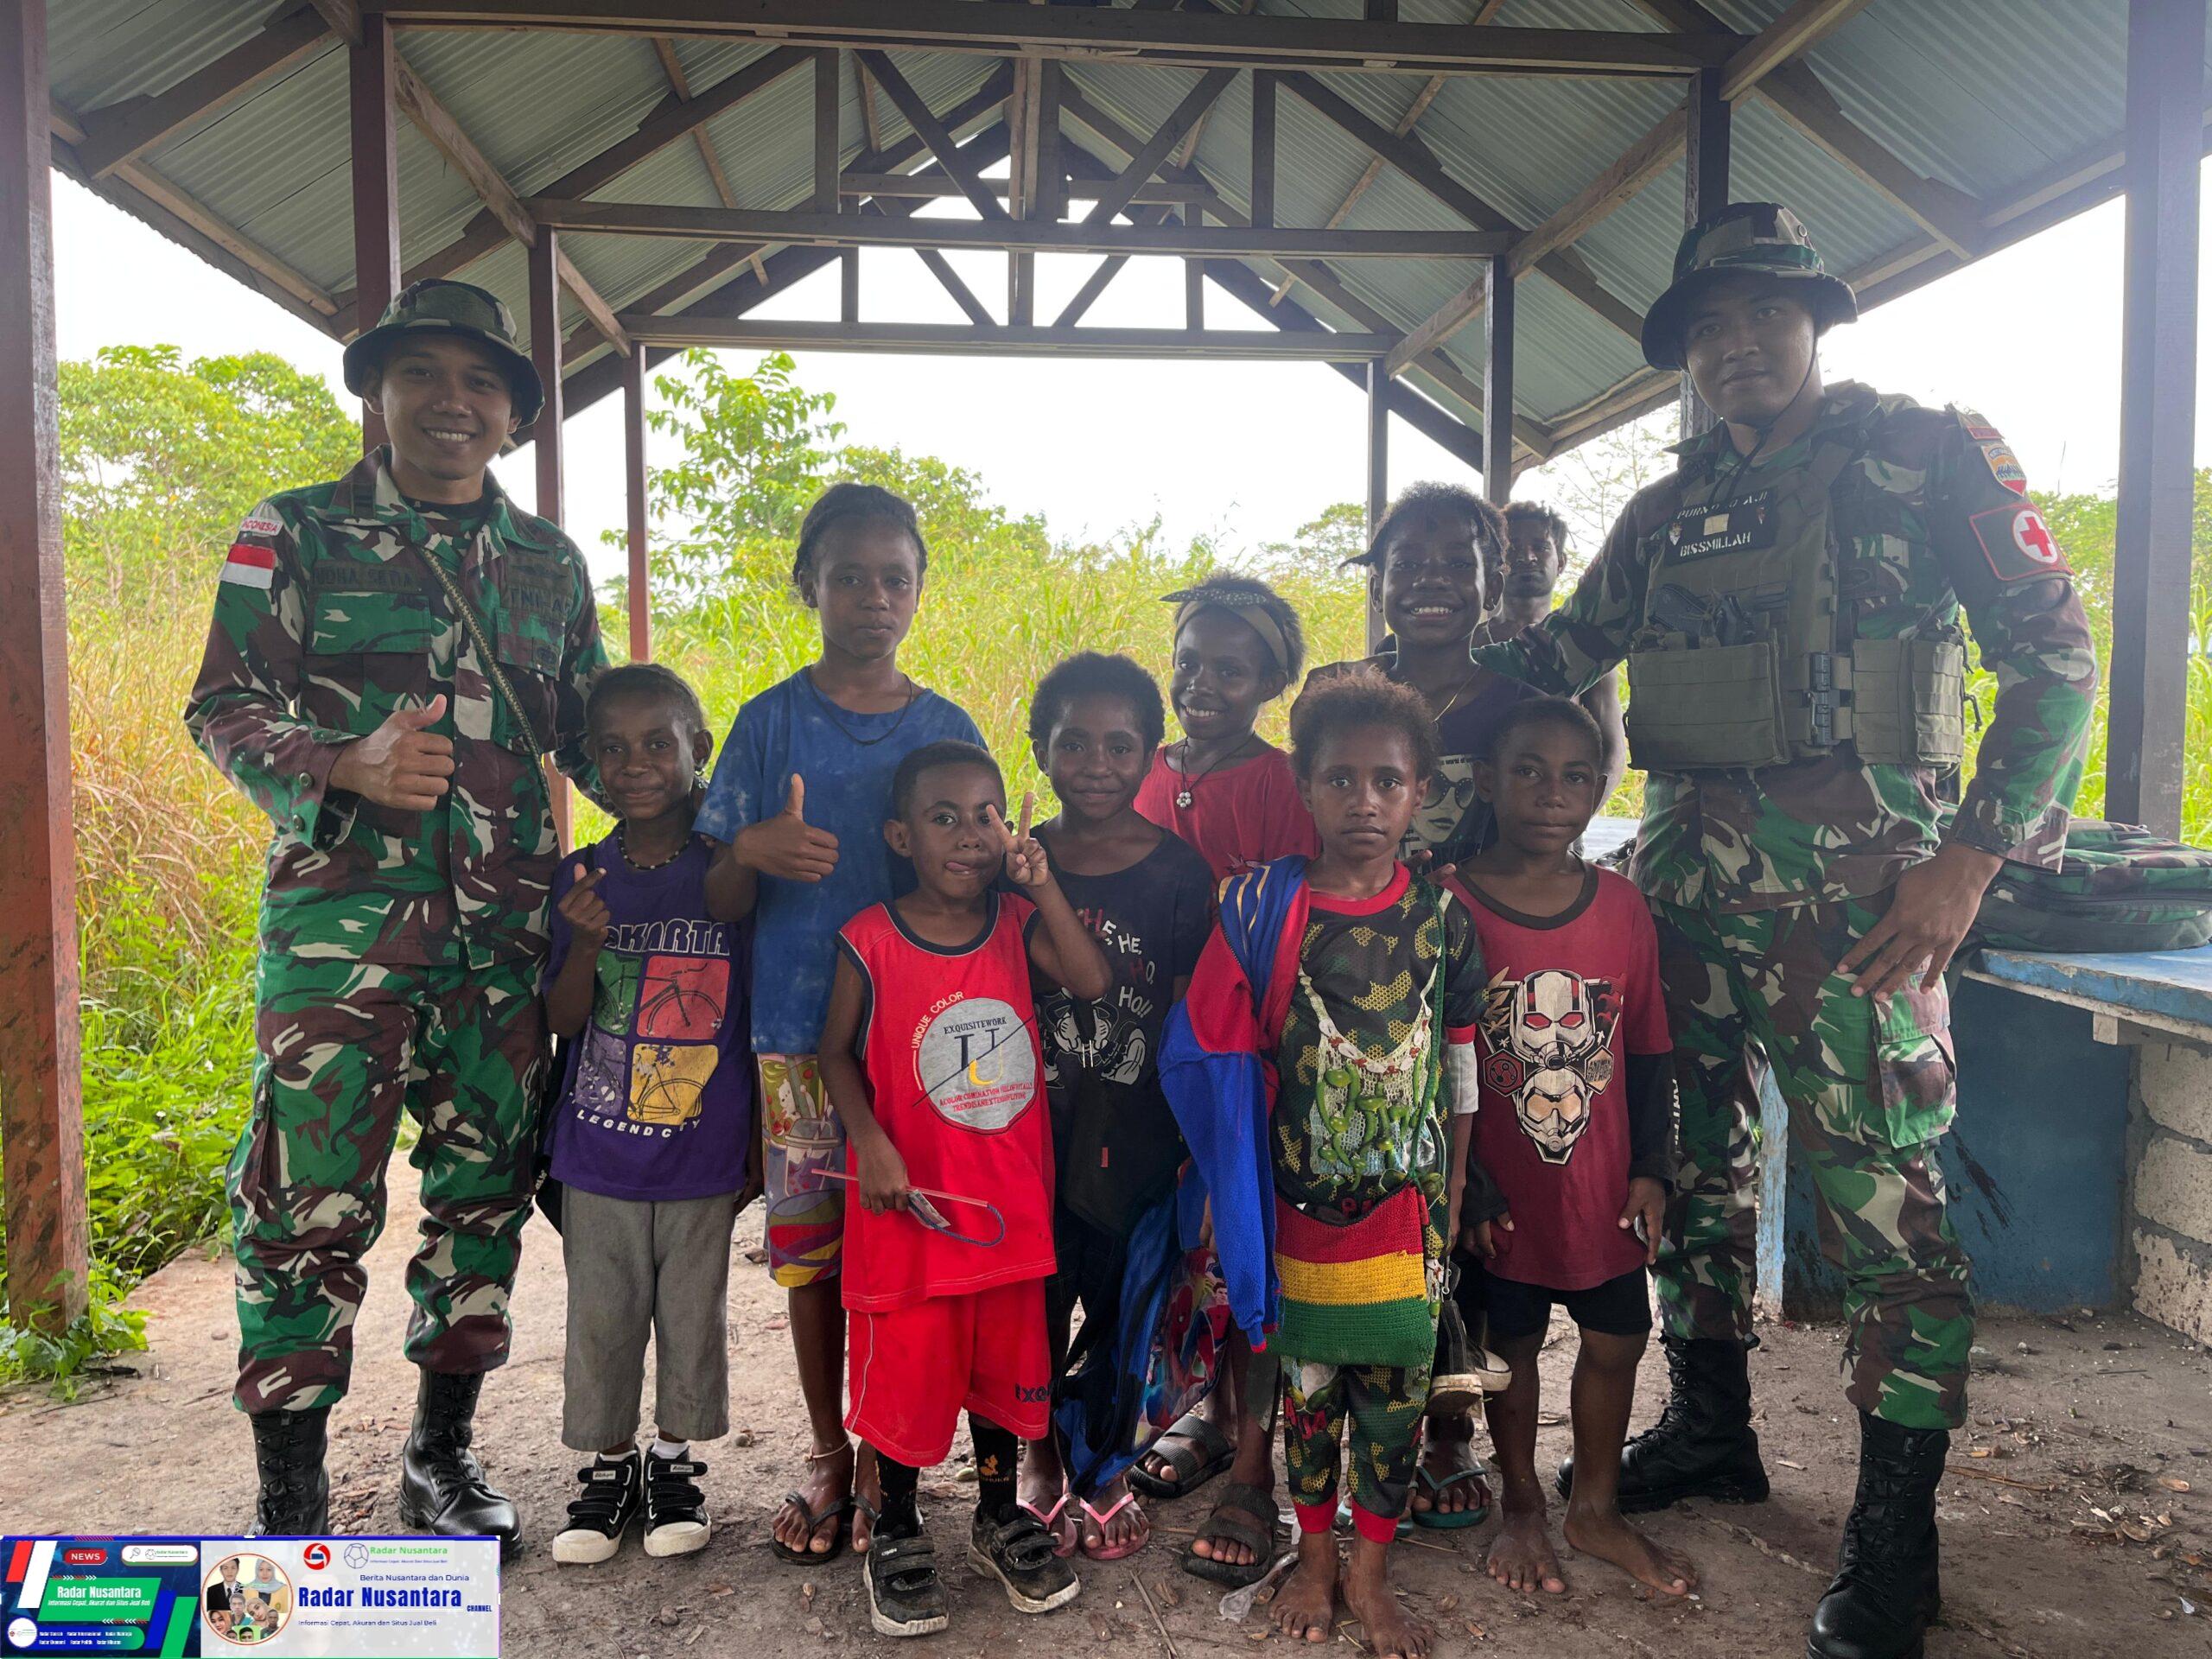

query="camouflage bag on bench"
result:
[1966,821,2212,955]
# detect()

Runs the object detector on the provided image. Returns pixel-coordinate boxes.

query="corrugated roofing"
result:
[42,0,2169,461]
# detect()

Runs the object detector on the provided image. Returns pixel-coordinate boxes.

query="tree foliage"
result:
[60,345,359,620]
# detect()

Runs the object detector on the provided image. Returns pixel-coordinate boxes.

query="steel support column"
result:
[1482,254,1514,504]
[1681,65,1730,438]
[2107,0,2203,836]
[349,11,400,453]
[527,226,571,843]
[0,0,89,1332]
[624,344,651,663]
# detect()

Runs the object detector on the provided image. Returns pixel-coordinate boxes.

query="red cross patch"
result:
[1969,503,2069,581]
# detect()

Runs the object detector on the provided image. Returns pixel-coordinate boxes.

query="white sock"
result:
[596,1443,635,1464]
[650,1437,689,1461]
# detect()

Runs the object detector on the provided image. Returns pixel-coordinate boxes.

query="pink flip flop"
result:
[1078,1491,1149,1561]
[1020,1490,1077,1558]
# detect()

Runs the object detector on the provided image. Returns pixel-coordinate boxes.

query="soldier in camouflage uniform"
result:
[1473,204,2096,1659]
[186,279,607,1553]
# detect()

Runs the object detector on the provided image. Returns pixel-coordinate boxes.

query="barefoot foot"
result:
[1486,1505,1567,1594]
[1271,1535,1338,1643]
[1562,1503,1697,1599]
[1340,1542,1433,1658]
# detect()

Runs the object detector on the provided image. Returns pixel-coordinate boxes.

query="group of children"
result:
[534,478,1696,1654]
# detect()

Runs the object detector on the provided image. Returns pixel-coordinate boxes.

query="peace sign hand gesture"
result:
[989,793,1052,889]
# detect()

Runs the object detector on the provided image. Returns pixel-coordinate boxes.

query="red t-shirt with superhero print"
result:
[1463,868,1669,1291]
[836,892,1056,1311]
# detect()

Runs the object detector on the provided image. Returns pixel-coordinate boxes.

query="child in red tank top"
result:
[818,741,1110,1638]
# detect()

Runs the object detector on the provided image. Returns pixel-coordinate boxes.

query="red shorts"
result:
[845,1278,1051,1466]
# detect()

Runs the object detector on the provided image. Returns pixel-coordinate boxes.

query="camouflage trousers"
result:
[1652,895,1974,1431]
[229,952,546,1414]
[1282,1357,1431,1531]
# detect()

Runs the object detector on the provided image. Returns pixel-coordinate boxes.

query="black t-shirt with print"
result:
[1035,829,1216,1233]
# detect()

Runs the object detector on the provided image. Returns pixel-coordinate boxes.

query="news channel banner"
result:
[0,1536,499,1656]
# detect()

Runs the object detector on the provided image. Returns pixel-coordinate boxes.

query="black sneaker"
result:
[553,1452,641,1565]
[644,1454,712,1558]
[968,1508,1079,1614]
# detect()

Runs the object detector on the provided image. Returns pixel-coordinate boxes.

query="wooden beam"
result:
[1507,103,1684,276]
[390,54,630,353]
[1681,64,1729,436]
[813,48,842,211]
[529,229,565,517]
[75,6,332,178]
[1084,68,1234,226]
[1268,73,1440,303]
[613,318,1397,359]
[855,53,884,153]
[1249,69,1275,229]
[338,42,811,321]
[1365,357,1389,534]
[365,1,1738,78]
[651,36,738,208]
[1755,63,1980,257]
[917,246,994,326]
[2107,0,2204,836]
[840,171,1213,206]
[0,0,90,1337]
[1482,255,1514,502]
[1719,0,1871,102]
[623,344,650,663]
[526,198,1513,258]
[855,48,1009,221]
[351,12,398,449]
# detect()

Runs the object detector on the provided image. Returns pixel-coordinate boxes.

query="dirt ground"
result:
[5,1165,2212,1658]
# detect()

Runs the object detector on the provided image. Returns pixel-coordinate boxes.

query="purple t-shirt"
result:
[544,833,753,1202]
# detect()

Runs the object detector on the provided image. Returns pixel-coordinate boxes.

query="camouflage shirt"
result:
[186,448,607,969]
[1472,383,2098,912]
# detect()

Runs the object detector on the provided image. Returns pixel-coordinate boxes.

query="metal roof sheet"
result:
[43,1,2162,461]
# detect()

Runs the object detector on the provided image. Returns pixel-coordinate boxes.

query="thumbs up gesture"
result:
[733,772,841,883]
[329,694,455,810]
[556,860,612,954]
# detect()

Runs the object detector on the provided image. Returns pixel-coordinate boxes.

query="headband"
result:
[1162,588,1292,679]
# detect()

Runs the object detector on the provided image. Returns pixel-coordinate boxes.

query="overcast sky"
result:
[49,159,2212,586]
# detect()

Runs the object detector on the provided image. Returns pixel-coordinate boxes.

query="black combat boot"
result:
[1807,1412,1947,1659]
[248,1406,331,1535]
[397,1369,522,1556]
[1557,1335,1770,1512]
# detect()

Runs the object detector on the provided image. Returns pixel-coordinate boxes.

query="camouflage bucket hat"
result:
[1640,201,1859,372]
[341,277,544,424]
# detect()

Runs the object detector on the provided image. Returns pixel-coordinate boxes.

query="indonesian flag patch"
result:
[220,500,283,588]
[1969,502,2069,581]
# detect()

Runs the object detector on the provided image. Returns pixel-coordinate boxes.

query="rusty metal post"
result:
[527,226,572,843]
[2107,0,2202,836]
[348,11,399,454]
[0,0,89,1332]
[624,344,651,664]
[1681,66,1730,440]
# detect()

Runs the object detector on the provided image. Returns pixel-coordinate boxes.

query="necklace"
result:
[616,821,687,871]
[1173,734,1258,809]
[1427,660,1484,721]
[804,668,919,747]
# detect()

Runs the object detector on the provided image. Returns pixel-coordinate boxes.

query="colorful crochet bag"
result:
[1271,1184,1434,1366]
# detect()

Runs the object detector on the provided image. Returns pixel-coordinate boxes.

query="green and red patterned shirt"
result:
[186,448,607,969]
[1472,383,2098,913]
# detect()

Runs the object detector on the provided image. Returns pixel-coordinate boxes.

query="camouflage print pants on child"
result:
[1281,1357,1432,1536]
[1651,893,1974,1432]
[229,952,545,1413]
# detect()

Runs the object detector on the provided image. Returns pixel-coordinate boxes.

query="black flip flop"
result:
[1180,1480,1282,1588]
[1129,1413,1236,1500]
[867,1528,949,1638]
[769,1490,853,1565]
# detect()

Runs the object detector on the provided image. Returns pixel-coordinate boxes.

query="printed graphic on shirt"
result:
[572,1027,627,1118]
[630,1041,719,1128]
[1042,998,1149,1085]
[913,995,1037,1133]
[1477,969,1620,1166]
[1408,756,1478,855]
[637,955,729,1040]
[592,951,642,1037]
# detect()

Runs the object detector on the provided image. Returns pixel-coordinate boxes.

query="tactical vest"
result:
[1622,424,1966,773]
